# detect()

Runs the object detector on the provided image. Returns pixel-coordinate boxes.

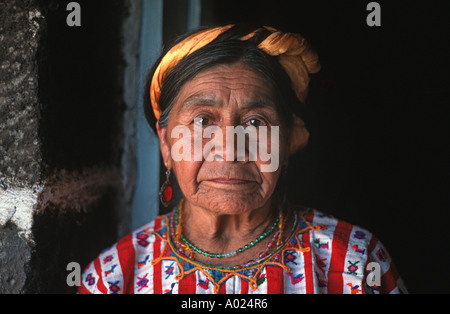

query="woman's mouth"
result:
[200,177,258,191]
[197,164,262,190]
[208,178,254,185]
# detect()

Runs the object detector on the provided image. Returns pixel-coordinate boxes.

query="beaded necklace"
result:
[173,199,284,261]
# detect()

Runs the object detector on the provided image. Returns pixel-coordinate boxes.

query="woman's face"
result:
[157,62,289,215]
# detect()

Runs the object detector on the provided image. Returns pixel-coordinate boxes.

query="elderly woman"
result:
[79,24,406,294]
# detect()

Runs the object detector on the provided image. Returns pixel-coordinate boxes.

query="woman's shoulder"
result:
[78,214,170,294]
[294,207,407,293]
[295,207,386,267]
[110,213,171,260]
[296,207,377,248]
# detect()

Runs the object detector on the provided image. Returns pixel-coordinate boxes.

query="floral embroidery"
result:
[78,206,408,294]
[150,208,319,294]
[136,273,149,292]
[346,283,361,294]
[347,260,360,275]
[376,247,388,262]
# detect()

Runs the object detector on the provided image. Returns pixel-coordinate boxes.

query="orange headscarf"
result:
[150,25,321,153]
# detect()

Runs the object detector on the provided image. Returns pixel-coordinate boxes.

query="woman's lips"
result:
[208,178,253,185]
[197,163,262,188]
[200,177,258,190]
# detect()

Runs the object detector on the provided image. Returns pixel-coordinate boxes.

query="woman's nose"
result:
[207,124,256,163]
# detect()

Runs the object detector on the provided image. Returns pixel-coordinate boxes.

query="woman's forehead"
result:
[178,92,277,112]
[174,63,277,110]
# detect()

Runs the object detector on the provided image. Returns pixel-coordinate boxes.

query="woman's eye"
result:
[193,116,211,127]
[246,118,266,127]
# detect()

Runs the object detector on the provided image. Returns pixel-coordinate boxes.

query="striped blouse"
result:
[78,208,407,294]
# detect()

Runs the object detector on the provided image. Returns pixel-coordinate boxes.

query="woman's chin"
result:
[190,191,267,216]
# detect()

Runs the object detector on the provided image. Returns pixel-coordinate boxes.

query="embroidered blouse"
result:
[78,208,407,294]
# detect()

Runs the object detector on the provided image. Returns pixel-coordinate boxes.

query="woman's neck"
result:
[178,198,284,267]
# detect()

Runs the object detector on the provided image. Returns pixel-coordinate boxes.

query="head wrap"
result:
[150,25,321,153]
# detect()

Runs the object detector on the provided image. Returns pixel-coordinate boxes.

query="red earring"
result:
[160,169,173,207]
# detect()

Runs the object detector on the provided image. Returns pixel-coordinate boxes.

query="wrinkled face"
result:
[157,62,289,215]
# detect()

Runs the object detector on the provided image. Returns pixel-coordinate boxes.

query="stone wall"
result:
[0,0,45,293]
[0,0,140,293]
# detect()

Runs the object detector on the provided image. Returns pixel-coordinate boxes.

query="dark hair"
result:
[143,24,305,134]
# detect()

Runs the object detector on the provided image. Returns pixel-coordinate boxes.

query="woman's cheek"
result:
[172,159,202,194]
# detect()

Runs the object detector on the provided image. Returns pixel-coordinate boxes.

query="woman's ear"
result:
[156,122,173,169]
[289,114,310,156]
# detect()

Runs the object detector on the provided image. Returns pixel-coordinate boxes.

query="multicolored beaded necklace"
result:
[172,198,286,261]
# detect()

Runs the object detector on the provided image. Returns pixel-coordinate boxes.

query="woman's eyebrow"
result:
[179,94,222,111]
[242,99,277,110]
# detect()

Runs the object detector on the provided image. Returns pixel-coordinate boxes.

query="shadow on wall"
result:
[5,0,137,293]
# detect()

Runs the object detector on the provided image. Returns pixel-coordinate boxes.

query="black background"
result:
[205,0,450,293]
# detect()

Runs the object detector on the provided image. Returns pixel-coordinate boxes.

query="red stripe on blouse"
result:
[362,234,379,294]
[327,220,352,294]
[117,233,135,294]
[178,272,197,294]
[94,257,108,294]
[381,262,400,294]
[78,281,92,294]
[152,218,163,294]
[266,265,284,294]
[303,210,316,294]
[301,230,315,294]
[240,277,249,294]
[367,233,379,254]
[218,280,227,294]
